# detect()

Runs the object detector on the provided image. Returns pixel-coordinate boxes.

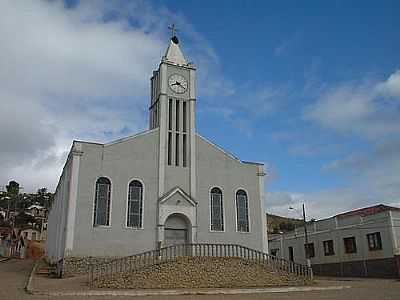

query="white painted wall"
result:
[269,210,398,265]
[46,150,73,263]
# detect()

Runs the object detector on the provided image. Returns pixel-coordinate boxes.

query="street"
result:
[1,259,399,300]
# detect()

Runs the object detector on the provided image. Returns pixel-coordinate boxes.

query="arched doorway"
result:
[164,214,190,246]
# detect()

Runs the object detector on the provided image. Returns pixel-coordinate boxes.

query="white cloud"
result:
[267,70,400,219]
[376,70,400,98]
[266,188,399,221]
[324,139,400,202]
[304,70,400,138]
[0,0,222,192]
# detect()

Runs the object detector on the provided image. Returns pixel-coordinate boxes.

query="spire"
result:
[163,24,187,65]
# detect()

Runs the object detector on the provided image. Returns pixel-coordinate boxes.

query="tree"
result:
[5,180,20,220]
[6,181,20,197]
[14,212,36,227]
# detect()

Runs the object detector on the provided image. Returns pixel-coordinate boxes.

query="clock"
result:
[168,74,188,94]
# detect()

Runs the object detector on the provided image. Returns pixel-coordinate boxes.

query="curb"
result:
[29,285,352,297]
[25,259,40,295]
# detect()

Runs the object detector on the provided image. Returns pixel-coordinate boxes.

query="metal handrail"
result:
[88,243,313,286]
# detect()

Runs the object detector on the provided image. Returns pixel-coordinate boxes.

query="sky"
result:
[0,0,399,219]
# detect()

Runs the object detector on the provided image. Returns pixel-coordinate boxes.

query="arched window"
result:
[94,177,111,226]
[236,189,249,232]
[127,180,143,228]
[210,187,224,231]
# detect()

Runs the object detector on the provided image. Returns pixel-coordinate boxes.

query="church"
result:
[46,33,268,263]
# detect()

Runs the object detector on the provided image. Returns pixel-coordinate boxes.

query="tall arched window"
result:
[127,180,143,228]
[94,177,111,226]
[236,189,249,232]
[210,187,224,231]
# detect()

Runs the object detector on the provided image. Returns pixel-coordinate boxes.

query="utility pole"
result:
[302,203,311,268]
[303,203,308,245]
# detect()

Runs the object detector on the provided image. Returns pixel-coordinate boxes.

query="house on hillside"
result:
[268,204,400,278]
[46,34,267,270]
[25,205,47,218]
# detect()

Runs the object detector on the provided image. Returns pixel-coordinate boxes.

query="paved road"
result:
[1,259,399,300]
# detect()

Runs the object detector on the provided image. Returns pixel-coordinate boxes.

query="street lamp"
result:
[289,203,311,267]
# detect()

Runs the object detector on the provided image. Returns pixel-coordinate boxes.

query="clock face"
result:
[168,74,188,94]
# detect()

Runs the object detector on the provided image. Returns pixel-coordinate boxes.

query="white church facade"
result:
[47,35,268,262]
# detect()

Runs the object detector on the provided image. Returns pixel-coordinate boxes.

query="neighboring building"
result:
[47,34,267,264]
[0,208,6,220]
[268,204,400,278]
[20,228,42,241]
[25,205,47,218]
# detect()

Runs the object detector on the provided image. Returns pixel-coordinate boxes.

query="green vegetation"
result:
[266,213,304,233]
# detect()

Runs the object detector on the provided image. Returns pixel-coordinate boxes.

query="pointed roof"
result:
[163,36,187,65]
[158,186,197,206]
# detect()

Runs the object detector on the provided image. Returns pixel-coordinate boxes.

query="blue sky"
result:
[1,1,399,218]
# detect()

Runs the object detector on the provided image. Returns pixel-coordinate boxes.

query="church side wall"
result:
[195,136,265,251]
[70,130,159,257]
[46,154,72,263]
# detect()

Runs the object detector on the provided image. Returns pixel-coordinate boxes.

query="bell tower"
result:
[150,29,197,200]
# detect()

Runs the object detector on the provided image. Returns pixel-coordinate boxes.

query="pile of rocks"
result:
[94,257,310,289]
[63,256,116,276]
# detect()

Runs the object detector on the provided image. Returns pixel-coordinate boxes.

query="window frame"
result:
[367,232,382,251]
[210,186,225,232]
[235,188,250,233]
[343,236,357,254]
[93,176,112,227]
[323,240,335,256]
[126,179,145,229]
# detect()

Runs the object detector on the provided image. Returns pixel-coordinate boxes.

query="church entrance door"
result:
[164,214,189,247]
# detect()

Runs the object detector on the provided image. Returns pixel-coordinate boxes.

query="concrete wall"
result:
[390,210,400,256]
[62,130,266,258]
[195,135,265,251]
[71,130,160,257]
[269,211,396,265]
[46,153,72,263]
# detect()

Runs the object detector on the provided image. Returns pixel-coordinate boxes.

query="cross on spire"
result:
[168,24,178,37]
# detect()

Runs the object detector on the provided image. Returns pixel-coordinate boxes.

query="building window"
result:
[183,101,187,132]
[236,190,249,232]
[182,134,187,167]
[210,187,224,231]
[367,232,382,251]
[167,132,172,165]
[175,133,179,166]
[127,180,143,228]
[343,237,357,253]
[304,243,315,258]
[175,100,180,131]
[94,177,111,226]
[168,99,172,130]
[288,246,294,262]
[323,240,335,256]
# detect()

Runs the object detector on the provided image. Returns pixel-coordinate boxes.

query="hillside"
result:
[266,213,303,233]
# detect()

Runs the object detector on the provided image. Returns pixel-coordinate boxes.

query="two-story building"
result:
[268,204,400,278]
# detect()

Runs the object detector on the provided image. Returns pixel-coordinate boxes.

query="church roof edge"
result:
[71,128,158,147]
